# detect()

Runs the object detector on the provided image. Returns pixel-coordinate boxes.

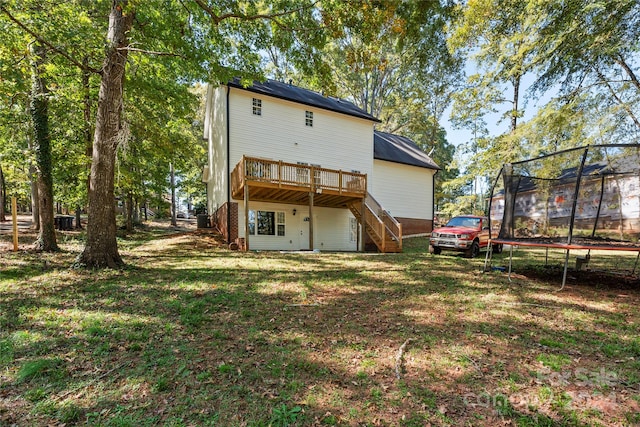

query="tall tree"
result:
[77,0,330,267]
[0,162,5,222]
[448,0,533,136]
[75,2,133,267]
[303,1,461,204]
[529,0,640,139]
[29,41,58,251]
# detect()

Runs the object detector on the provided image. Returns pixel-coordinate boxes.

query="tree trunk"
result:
[75,205,82,229]
[125,192,133,232]
[510,73,521,134]
[0,162,5,222]
[133,197,140,224]
[25,106,39,229]
[29,163,40,230]
[30,41,58,252]
[77,1,133,268]
[170,162,177,226]
[83,56,93,202]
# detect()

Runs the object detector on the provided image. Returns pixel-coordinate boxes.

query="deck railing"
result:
[232,156,367,196]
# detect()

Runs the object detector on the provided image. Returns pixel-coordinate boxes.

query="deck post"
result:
[308,192,314,250]
[360,197,366,252]
[244,182,250,251]
[356,211,361,252]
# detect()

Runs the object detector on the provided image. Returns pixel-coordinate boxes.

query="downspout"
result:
[432,169,438,232]
[226,83,231,243]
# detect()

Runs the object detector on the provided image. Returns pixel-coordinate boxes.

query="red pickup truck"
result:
[429,215,501,258]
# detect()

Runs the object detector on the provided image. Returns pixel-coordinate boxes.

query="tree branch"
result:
[615,55,640,94]
[117,46,185,58]
[395,338,412,380]
[193,0,318,25]
[594,66,640,129]
[0,5,102,75]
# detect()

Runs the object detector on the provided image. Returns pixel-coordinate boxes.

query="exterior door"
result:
[297,208,310,250]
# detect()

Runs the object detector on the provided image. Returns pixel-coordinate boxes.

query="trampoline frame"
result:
[484,144,640,290]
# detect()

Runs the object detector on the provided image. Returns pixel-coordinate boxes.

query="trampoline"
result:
[484,144,640,289]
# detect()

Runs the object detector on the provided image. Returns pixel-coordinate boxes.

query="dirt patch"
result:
[518,265,640,289]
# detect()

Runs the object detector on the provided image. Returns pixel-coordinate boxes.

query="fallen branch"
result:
[53,360,132,402]
[395,338,412,380]
[501,302,550,308]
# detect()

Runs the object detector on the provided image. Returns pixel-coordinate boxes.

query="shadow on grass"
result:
[1,232,639,425]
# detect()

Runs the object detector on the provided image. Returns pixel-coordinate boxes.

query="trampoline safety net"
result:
[489,144,640,249]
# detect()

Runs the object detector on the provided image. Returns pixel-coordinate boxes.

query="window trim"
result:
[252,98,262,116]
[248,209,285,236]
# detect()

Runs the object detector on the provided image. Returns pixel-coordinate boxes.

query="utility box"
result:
[197,214,210,229]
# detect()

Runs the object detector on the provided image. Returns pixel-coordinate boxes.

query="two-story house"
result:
[202,78,439,252]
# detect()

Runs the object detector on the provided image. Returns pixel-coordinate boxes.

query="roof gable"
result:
[227,78,380,123]
[374,131,440,170]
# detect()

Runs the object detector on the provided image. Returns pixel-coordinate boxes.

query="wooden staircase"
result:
[349,194,402,253]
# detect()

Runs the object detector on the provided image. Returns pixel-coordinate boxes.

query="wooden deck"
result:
[231,156,402,253]
[231,156,367,208]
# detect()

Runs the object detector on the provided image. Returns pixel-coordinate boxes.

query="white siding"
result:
[238,201,358,251]
[204,85,229,214]
[313,206,358,251]
[372,159,435,219]
[204,83,377,251]
[227,89,374,188]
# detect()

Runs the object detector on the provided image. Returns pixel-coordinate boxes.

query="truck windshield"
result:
[446,217,480,228]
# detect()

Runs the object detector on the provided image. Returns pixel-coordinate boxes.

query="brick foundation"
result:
[396,217,434,236]
[212,202,238,243]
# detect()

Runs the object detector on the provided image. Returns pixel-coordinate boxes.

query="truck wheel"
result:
[430,246,442,255]
[493,243,503,254]
[465,241,480,258]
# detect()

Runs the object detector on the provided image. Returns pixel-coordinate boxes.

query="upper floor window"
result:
[252,98,262,116]
[305,110,313,127]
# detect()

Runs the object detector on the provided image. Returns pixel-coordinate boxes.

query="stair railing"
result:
[365,193,402,249]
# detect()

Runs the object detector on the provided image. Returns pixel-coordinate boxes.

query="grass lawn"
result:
[1,223,639,426]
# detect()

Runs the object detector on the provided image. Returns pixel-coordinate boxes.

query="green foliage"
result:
[298,2,461,209]
[535,353,571,372]
[17,357,65,383]
[270,404,303,427]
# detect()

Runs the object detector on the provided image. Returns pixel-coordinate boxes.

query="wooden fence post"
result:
[12,197,18,251]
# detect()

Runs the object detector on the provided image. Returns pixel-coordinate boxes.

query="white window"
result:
[248,210,285,236]
[252,98,262,116]
[305,110,313,127]
[277,212,286,236]
[350,217,358,242]
[248,210,256,235]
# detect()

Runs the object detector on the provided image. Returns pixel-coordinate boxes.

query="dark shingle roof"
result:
[227,78,380,122]
[374,131,440,170]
